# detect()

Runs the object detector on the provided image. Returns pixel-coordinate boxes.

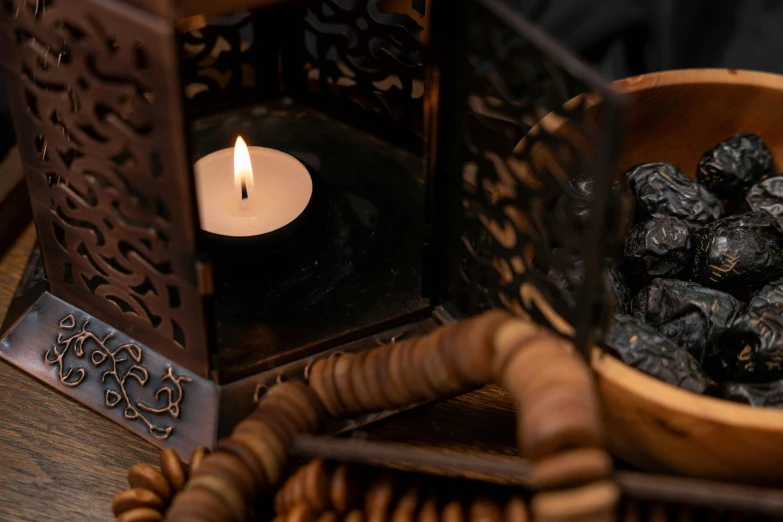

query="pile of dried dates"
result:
[601,132,783,408]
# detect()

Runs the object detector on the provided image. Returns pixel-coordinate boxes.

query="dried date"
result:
[539,253,630,312]
[622,217,691,286]
[632,279,741,362]
[697,133,775,199]
[709,305,783,383]
[626,162,723,226]
[745,176,783,230]
[604,314,717,394]
[721,380,783,408]
[748,282,783,312]
[692,212,783,291]
[553,174,635,234]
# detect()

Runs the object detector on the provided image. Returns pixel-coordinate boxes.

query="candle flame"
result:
[234,136,254,201]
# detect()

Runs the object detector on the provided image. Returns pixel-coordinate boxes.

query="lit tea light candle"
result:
[194,137,313,237]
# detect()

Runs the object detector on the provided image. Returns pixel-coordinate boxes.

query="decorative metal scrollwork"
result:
[302,0,429,144]
[44,313,190,439]
[0,0,209,372]
[434,0,626,352]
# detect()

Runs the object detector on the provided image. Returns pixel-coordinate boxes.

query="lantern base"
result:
[0,249,437,458]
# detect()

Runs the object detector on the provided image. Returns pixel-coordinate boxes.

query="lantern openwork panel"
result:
[0,0,625,455]
[429,0,626,354]
[0,0,208,374]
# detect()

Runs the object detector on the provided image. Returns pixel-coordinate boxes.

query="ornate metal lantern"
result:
[0,0,624,456]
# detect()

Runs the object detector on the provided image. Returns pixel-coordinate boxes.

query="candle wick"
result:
[241,178,248,200]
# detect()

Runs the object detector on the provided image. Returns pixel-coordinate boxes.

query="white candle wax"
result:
[194,146,313,237]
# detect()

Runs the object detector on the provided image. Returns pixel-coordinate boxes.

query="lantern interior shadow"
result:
[184,6,432,381]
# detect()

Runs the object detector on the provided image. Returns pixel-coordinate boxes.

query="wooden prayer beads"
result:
[112,446,210,520]
[110,310,617,522]
[307,311,515,419]
[273,463,529,522]
[166,381,325,522]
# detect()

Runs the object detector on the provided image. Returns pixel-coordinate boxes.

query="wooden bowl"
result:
[591,69,783,485]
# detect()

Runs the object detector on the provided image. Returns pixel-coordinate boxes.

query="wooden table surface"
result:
[0,223,521,522]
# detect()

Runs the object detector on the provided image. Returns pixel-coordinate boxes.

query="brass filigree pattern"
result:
[44,313,191,439]
[435,0,625,351]
[0,0,209,374]
[180,11,264,116]
[302,0,429,142]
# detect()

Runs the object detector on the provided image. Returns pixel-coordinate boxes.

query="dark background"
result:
[1,0,782,159]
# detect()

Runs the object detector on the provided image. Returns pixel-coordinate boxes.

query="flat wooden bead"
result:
[408,335,439,399]
[259,393,317,434]
[297,380,329,426]
[422,340,462,396]
[512,365,594,406]
[377,344,412,405]
[364,472,395,514]
[329,464,356,513]
[160,448,187,492]
[283,463,316,512]
[244,406,297,443]
[196,450,259,502]
[215,438,269,492]
[418,494,439,522]
[169,485,235,522]
[520,401,602,459]
[189,446,210,475]
[470,497,503,522]
[386,338,416,405]
[415,326,455,395]
[450,310,512,385]
[276,465,306,513]
[290,466,308,510]
[232,417,288,464]
[231,430,285,486]
[362,348,392,410]
[401,337,433,401]
[520,410,602,460]
[285,480,302,516]
[442,501,465,522]
[116,507,163,522]
[502,337,580,384]
[522,386,598,427]
[530,480,620,522]
[391,486,420,522]
[511,352,594,400]
[530,448,613,489]
[500,345,575,396]
[316,512,338,522]
[348,350,376,411]
[327,355,352,418]
[161,513,211,522]
[274,485,288,515]
[333,353,362,415]
[287,502,316,522]
[304,459,330,511]
[188,473,247,522]
[128,464,171,501]
[492,319,547,374]
[112,488,165,516]
[344,510,365,522]
[367,511,387,522]
[308,358,343,418]
[504,498,528,522]
[266,380,326,431]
